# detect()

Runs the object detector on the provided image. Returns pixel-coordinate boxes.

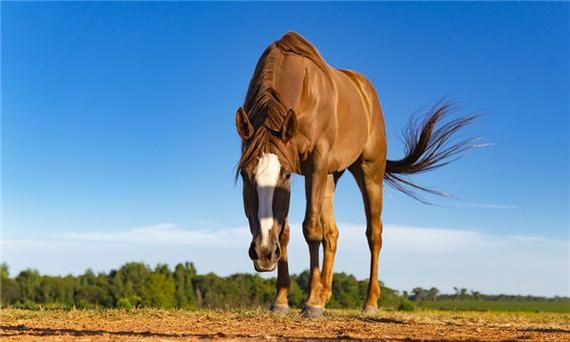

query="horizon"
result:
[2,2,569,297]
[2,257,567,299]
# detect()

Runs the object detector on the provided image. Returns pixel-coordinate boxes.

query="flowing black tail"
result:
[384,101,480,203]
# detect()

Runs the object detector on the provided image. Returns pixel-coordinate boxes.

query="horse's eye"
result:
[284,173,291,180]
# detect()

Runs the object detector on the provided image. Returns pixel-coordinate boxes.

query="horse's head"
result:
[236,106,297,272]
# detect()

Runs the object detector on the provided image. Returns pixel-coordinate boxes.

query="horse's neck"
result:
[271,53,307,114]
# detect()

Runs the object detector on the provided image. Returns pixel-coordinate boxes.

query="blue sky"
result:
[2,2,568,296]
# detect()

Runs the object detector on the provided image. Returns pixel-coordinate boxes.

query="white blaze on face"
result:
[254,153,281,248]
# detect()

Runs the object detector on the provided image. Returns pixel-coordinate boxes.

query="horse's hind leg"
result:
[349,157,385,313]
[319,173,342,304]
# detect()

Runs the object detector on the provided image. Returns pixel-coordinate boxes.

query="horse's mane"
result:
[275,32,329,75]
[238,32,327,175]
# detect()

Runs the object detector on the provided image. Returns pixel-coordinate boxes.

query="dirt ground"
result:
[1,308,569,341]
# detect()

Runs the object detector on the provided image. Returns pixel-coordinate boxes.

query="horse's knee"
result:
[303,218,323,243]
[366,224,383,248]
[323,225,339,251]
[367,232,382,245]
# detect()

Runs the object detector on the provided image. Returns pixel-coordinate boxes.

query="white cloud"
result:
[2,223,568,297]
[61,223,249,246]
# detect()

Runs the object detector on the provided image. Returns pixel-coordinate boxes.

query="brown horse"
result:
[235,32,476,317]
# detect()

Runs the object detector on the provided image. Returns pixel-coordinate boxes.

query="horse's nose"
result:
[250,240,281,262]
[273,243,281,261]
[248,242,258,261]
[250,241,281,272]
[264,242,281,262]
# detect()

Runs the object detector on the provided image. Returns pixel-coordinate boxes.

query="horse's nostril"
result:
[248,244,258,260]
[274,246,281,259]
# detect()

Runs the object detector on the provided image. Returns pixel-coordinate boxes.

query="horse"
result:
[235,32,477,317]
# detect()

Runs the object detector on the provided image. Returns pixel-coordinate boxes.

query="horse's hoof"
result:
[270,304,289,314]
[301,305,325,318]
[362,305,379,314]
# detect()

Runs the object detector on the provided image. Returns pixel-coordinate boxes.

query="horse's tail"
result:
[384,101,480,203]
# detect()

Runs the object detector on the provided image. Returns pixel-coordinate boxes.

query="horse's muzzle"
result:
[253,259,277,272]
[249,240,281,272]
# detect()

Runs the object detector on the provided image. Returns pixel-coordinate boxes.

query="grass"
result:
[421,299,570,313]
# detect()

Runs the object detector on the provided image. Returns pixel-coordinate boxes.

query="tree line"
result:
[0,262,565,310]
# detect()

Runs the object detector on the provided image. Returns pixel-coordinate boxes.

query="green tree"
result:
[453,287,468,300]
[110,262,152,308]
[379,281,402,309]
[287,275,304,308]
[328,273,361,308]
[412,287,428,303]
[470,290,481,300]
[174,262,197,309]
[15,269,41,308]
[75,270,113,308]
[0,263,19,307]
[144,264,176,308]
[193,272,227,308]
[427,287,439,302]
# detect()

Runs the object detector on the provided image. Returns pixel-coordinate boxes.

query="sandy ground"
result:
[1,308,569,341]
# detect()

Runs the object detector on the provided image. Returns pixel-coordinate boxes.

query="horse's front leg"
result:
[270,222,290,313]
[302,166,329,318]
[319,174,341,305]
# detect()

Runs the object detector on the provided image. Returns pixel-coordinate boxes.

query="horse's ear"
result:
[236,107,253,140]
[281,109,297,142]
